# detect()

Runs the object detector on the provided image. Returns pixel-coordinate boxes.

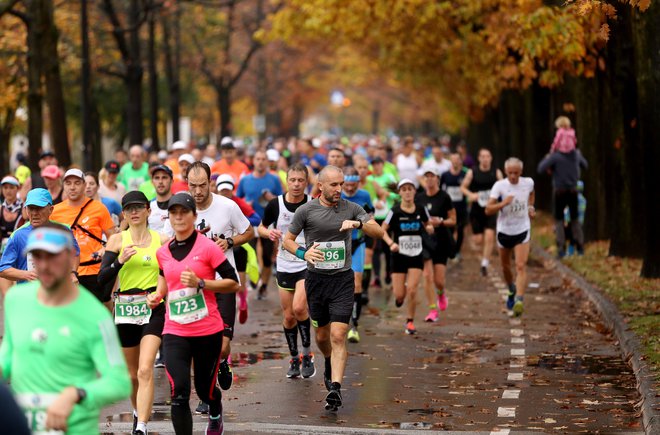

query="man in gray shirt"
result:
[284,165,383,412]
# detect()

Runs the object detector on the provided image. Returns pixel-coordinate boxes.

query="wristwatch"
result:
[226,237,234,248]
[197,279,206,291]
[356,220,364,229]
[75,387,87,404]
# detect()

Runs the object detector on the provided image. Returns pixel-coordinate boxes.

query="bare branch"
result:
[7,7,27,24]
[99,0,131,61]
[0,0,20,18]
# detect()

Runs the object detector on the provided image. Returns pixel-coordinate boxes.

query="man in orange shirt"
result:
[164,140,188,181]
[210,137,249,186]
[50,169,117,303]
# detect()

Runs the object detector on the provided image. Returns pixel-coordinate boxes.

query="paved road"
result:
[96,245,643,434]
[0,246,642,434]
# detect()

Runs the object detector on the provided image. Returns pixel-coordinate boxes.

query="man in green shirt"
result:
[119,145,150,192]
[0,223,130,434]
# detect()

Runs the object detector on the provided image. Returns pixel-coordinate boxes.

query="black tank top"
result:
[471,166,497,192]
[0,206,21,240]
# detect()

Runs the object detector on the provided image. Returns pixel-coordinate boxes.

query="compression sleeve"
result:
[79,317,131,408]
[215,259,239,282]
[247,212,262,227]
[98,251,121,287]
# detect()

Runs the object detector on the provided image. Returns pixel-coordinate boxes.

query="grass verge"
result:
[532,212,660,380]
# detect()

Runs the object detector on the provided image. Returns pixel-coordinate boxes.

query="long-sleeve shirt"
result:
[537,150,588,190]
[0,282,130,434]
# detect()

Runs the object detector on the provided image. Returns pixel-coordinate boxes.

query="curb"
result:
[532,244,659,435]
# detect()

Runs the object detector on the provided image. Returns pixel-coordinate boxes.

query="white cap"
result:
[171,140,187,151]
[220,136,233,146]
[397,178,416,190]
[216,174,235,191]
[202,156,215,168]
[63,168,85,180]
[266,149,280,162]
[1,176,20,186]
[368,138,378,147]
[422,166,439,176]
[312,138,322,148]
[178,153,195,164]
[157,150,168,160]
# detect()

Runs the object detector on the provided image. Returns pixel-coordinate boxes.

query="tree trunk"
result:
[80,0,96,170]
[218,85,232,140]
[126,0,143,145]
[26,0,43,170]
[0,108,16,174]
[148,6,159,150]
[162,7,180,142]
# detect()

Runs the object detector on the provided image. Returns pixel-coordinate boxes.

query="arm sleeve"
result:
[79,316,131,408]
[261,198,279,227]
[0,237,19,273]
[98,251,121,287]
[215,259,239,282]
[288,205,306,236]
[247,212,262,227]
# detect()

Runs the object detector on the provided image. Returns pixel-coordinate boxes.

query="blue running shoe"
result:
[506,283,517,310]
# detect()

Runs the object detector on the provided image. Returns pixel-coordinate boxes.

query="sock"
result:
[297,318,312,353]
[508,283,516,294]
[136,422,147,433]
[238,290,247,305]
[351,293,363,327]
[331,382,341,391]
[324,357,331,377]
[481,258,489,267]
[436,288,444,296]
[362,266,372,291]
[283,325,299,357]
[428,303,437,309]
[515,295,523,302]
[406,318,413,323]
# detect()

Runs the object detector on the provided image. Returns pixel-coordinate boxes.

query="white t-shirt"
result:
[98,180,126,204]
[163,193,250,272]
[418,157,451,179]
[396,153,420,187]
[490,177,534,235]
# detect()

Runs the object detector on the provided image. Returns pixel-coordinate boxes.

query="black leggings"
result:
[164,332,223,435]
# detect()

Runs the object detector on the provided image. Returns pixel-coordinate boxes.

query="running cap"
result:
[202,156,215,168]
[157,150,169,160]
[397,178,416,190]
[1,176,20,187]
[24,226,75,255]
[216,174,235,191]
[167,192,196,213]
[39,150,55,160]
[422,167,439,176]
[312,138,322,148]
[266,149,280,162]
[220,136,235,150]
[104,160,121,173]
[371,157,384,165]
[121,190,149,209]
[41,165,61,180]
[25,188,53,207]
[178,153,195,164]
[150,164,173,178]
[171,140,187,151]
[63,168,85,181]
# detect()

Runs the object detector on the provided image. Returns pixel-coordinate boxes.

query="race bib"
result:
[114,294,152,325]
[508,200,528,218]
[278,230,306,263]
[16,393,64,435]
[446,186,464,203]
[315,241,346,270]
[398,235,423,257]
[477,190,491,207]
[168,288,209,324]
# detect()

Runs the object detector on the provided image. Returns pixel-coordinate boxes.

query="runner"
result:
[417,167,456,323]
[394,137,421,187]
[440,153,468,260]
[98,191,169,435]
[418,141,451,188]
[0,188,80,290]
[85,172,122,228]
[98,160,127,204]
[283,165,384,411]
[210,137,250,184]
[340,166,374,344]
[172,154,194,194]
[0,223,130,433]
[163,162,253,413]
[327,148,347,169]
[50,169,117,303]
[0,176,25,253]
[147,164,174,233]
[258,163,315,378]
[381,179,433,334]
[119,145,150,192]
[42,164,65,205]
[146,193,240,435]
[236,150,283,300]
[368,157,398,289]
[460,148,503,276]
[485,157,535,316]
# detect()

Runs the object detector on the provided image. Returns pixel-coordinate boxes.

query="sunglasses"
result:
[123,204,147,213]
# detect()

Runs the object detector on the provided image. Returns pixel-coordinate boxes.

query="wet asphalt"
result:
[95,244,643,434]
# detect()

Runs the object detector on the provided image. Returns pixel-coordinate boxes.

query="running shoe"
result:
[506,284,517,310]
[557,249,566,259]
[480,265,488,277]
[301,354,316,378]
[438,293,449,311]
[195,401,209,415]
[347,327,360,343]
[257,283,267,300]
[424,309,439,322]
[395,298,404,308]
[385,274,392,285]
[567,244,575,256]
[238,298,248,324]
[360,291,370,306]
[133,430,147,435]
[217,359,233,390]
[154,351,165,368]
[513,298,524,317]
[324,384,343,411]
[286,356,301,378]
[206,414,224,435]
[405,321,416,335]
[132,413,138,432]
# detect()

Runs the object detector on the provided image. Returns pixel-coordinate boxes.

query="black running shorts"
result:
[116,302,166,348]
[497,231,530,249]
[470,204,496,234]
[391,252,424,273]
[305,269,354,327]
[276,269,306,291]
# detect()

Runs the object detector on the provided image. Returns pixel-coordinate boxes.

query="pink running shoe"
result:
[424,308,439,322]
[438,293,449,311]
[238,298,248,324]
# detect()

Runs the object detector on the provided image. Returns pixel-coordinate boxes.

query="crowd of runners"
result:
[0,131,587,434]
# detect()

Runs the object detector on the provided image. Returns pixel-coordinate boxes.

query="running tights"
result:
[164,332,223,435]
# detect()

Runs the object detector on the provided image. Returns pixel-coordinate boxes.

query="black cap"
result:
[105,160,121,173]
[121,191,149,209]
[150,164,173,178]
[372,157,384,165]
[39,150,55,160]
[167,192,196,213]
[220,142,235,150]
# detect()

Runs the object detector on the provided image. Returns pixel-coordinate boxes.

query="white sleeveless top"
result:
[275,195,308,273]
[396,153,419,187]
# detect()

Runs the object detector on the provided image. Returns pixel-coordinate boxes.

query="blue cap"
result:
[25,188,53,207]
[24,226,75,255]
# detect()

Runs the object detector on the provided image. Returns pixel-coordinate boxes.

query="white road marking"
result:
[511,337,525,344]
[511,348,525,356]
[509,318,521,325]
[510,328,524,336]
[490,429,511,435]
[497,406,516,417]
[508,372,524,381]
[502,389,521,399]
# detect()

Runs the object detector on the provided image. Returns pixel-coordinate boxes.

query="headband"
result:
[344,175,360,182]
